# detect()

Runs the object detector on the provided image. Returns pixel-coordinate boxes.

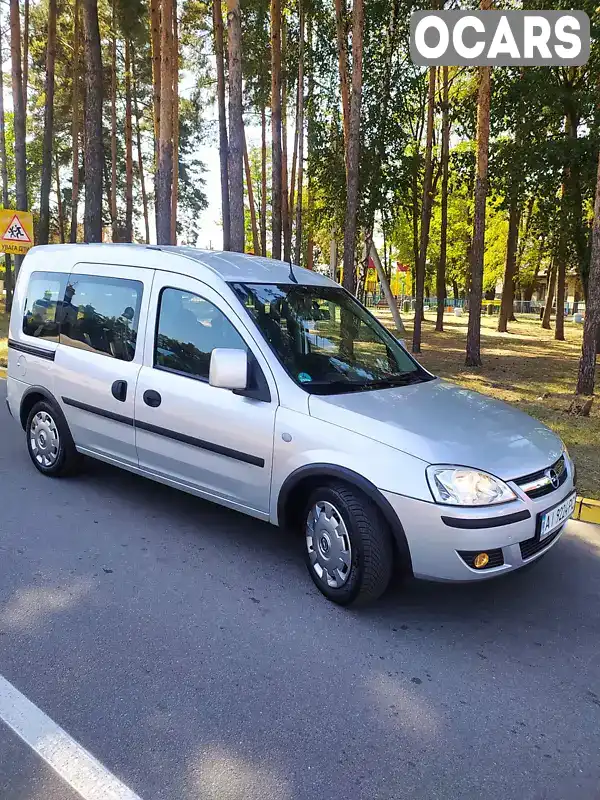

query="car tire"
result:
[302,483,394,606]
[25,400,82,477]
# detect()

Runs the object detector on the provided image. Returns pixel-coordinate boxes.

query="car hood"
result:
[308,378,563,480]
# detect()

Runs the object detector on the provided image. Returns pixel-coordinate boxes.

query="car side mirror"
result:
[209,348,248,391]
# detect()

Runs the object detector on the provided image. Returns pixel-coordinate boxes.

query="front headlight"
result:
[426,465,517,506]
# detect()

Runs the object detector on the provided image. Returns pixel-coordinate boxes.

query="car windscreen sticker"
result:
[298,372,312,383]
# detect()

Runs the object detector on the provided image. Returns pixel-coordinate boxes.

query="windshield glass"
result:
[230,283,433,394]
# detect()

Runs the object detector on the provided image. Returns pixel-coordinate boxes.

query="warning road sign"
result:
[0,210,34,255]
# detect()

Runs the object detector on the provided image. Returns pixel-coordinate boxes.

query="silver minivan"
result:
[6,244,577,605]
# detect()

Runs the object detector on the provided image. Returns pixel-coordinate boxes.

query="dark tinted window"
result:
[155,288,247,379]
[231,283,432,394]
[22,271,68,340]
[58,275,142,362]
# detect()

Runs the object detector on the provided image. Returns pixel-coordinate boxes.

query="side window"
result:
[59,275,143,362]
[22,271,68,340]
[155,288,247,380]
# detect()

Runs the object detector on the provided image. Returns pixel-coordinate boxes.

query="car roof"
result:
[24,243,336,287]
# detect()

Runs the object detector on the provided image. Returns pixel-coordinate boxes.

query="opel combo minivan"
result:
[6,245,577,605]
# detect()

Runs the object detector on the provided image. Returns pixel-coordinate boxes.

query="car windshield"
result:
[230,282,433,395]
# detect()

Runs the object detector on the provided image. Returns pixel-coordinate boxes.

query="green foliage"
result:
[177,96,208,245]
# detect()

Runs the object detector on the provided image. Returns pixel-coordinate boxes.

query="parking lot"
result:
[1,378,600,799]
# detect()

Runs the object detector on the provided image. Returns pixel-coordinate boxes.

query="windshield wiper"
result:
[303,373,426,394]
[360,373,425,389]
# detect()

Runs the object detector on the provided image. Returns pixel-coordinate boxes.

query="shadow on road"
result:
[1,444,600,799]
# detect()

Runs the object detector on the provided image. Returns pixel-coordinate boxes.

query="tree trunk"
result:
[541,259,557,330]
[294,0,305,267]
[289,85,299,245]
[514,193,534,308]
[305,12,314,269]
[69,0,81,243]
[150,0,161,183]
[270,0,282,259]
[260,105,267,256]
[576,150,600,394]
[22,0,28,119]
[38,0,57,244]
[341,0,363,294]
[110,0,118,240]
[333,0,350,165]
[124,39,134,242]
[497,195,521,332]
[156,0,174,244]
[10,0,27,282]
[132,57,150,244]
[82,0,103,243]
[281,18,291,262]
[555,181,568,341]
[436,66,450,332]
[83,0,104,242]
[329,234,337,280]
[0,24,12,309]
[213,0,230,250]
[55,153,65,243]
[306,175,314,269]
[465,35,491,368]
[412,66,436,353]
[523,247,542,302]
[370,238,405,335]
[243,126,260,255]
[226,0,244,252]
[170,0,179,244]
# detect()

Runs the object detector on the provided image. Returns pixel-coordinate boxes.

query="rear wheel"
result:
[302,483,393,606]
[26,400,82,477]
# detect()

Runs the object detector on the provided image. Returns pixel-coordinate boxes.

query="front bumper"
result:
[383,468,576,582]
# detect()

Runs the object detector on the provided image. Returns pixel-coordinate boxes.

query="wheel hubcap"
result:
[306,501,352,588]
[29,411,60,467]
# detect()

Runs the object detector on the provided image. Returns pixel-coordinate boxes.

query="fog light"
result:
[473,553,489,569]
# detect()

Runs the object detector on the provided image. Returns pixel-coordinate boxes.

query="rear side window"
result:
[155,288,247,380]
[58,275,143,362]
[22,271,68,340]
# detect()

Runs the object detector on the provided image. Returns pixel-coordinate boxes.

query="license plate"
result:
[538,492,577,541]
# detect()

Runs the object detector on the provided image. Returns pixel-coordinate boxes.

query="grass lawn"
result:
[1,298,597,498]
[375,309,599,500]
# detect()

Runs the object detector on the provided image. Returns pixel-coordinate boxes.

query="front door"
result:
[134,272,278,517]
[54,262,153,465]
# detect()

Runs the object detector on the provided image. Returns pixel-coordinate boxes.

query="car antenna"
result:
[288,255,299,284]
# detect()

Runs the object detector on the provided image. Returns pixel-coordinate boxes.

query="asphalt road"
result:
[1,379,599,800]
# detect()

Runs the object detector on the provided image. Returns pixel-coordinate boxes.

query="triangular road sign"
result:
[1,213,32,243]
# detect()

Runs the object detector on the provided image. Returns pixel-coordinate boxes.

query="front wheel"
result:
[302,483,394,606]
[26,400,82,477]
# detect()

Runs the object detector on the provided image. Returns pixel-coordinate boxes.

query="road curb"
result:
[574,497,600,526]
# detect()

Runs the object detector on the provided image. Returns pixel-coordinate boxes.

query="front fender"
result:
[271,407,431,544]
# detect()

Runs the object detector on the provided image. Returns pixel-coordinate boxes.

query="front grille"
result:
[516,455,567,499]
[457,548,504,570]
[519,526,563,560]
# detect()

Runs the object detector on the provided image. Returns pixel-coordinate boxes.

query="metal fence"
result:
[364,293,586,318]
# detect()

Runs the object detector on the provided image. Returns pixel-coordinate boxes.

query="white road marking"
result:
[0,673,143,800]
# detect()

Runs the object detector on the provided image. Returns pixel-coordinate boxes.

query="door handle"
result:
[111,380,128,402]
[143,390,162,408]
